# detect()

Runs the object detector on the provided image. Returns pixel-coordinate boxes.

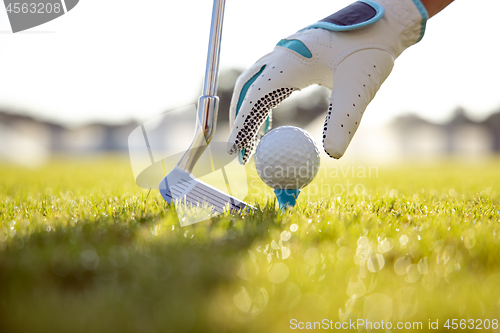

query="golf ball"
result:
[255,126,320,190]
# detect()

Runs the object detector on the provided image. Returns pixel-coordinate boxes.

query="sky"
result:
[1,0,500,127]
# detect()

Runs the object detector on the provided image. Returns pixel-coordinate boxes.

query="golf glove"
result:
[227,0,428,163]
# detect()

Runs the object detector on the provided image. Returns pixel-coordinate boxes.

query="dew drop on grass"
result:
[80,250,99,270]
[281,231,291,241]
[233,287,252,313]
[290,224,298,232]
[405,264,421,283]
[367,254,385,273]
[277,282,301,312]
[399,235,409,246]
[346,276,366,298]
[233,287,268,314]
[357,236,369,249]
[281,247,291,260]
[433,240,444,253]
[377,238,393,254]
[464,236,476,249]
[248,250,256,262]
[356,244,372,261]
[394,256,411,276]
[304,248,320,266]
[418,257,428,275]
[268,263,290,283]
[337,247,353,262]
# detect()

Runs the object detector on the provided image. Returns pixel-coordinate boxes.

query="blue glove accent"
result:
[263,115,271,133]
[410,0,428,42]
[235,65,267,164]
[306,0,384,32]
[238,148,246,164]
[274,189,301,210]
[235,65,266,116]
[276,39,313,58]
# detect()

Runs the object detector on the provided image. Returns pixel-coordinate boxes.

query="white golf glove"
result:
[227,0,428,163]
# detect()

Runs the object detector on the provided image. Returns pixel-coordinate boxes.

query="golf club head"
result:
[159,166,254,226]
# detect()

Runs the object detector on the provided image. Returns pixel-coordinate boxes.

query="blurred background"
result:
[1,0,500,166]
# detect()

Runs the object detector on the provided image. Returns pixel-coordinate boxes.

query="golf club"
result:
[159,0,254,217]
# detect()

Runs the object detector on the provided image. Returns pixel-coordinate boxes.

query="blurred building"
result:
[0,110,138,155]
[1,69,499,164]
[393,108,495,158]
[483,111,500,152]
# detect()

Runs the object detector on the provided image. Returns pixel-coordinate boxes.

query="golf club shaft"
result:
[177,0,225,173]
[203,0,225,97]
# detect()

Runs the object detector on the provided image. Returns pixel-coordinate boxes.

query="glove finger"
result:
[323,49,395,159]
[229,55,274,130]
[236,111,271,164]
[228,56,278,164]
[227,55,308,160]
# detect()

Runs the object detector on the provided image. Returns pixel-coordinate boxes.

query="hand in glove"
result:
[227,0,428,163]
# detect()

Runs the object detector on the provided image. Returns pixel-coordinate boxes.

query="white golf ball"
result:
[254,126,320,190]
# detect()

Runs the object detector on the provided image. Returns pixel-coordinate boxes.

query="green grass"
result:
[1,156,500,332]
